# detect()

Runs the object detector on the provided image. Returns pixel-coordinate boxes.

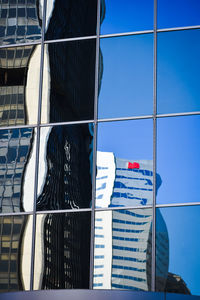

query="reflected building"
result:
[94,151,169,291]
[0,0,41,293]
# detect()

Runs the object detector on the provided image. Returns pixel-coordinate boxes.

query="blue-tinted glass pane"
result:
[100,0,153,35]
[158,0,200,29]
[96,119,153,208]
[156,206,200,296]
[98,34,153,119]
[157,30,200,114]
[94,208,152,291]
[157,116,200,205]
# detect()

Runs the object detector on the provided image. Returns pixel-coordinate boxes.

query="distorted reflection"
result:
[0,0,42,126]
[100,0,153,35]
[94,152,168,291]
[45,0,97,40]
[37,124,93,210]
[41,39,96,123]
[157,206,200,296]
[96,119,153,209]
[98,34,153,119]
[0,127,37,213]
[34,212,91,289]
[0,0,42,45]
[94,209,169,291]
[0,215,32,292]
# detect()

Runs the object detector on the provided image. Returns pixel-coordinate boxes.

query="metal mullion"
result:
[156,202,200,208]
[95,205,153,212]
[157,25,200,32]
[29,0,47,291]
[157,111,200,118]
[100,29,154,39]
[98,115,154,123]
[36,208,92,215]
[0,41,41,50]
[0,211,33,217]
[39,119,94,128]
[44,35,97,44]
[89,0,101,290]
[151,0,157,292]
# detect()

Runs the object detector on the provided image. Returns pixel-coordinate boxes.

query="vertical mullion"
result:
[29,0,47,290]
[89,0,101,289]
[151,0,157,292]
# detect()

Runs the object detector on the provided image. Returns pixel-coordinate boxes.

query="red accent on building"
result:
[128,162,140,169]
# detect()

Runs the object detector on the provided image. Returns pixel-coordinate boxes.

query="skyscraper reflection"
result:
[94,151,169,291]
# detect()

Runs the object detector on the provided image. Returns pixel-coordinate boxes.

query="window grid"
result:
[0,0,199,294]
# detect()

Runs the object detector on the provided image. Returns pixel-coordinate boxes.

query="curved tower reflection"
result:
[0,0,41,292]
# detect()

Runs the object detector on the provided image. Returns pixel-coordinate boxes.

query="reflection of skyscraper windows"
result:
[94,152,169,292]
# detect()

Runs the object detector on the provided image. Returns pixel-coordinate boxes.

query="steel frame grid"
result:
[0,0,199,294]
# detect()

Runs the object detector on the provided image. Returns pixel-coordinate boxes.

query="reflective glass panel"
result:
[37,124,93,210]
[157,116,200,205]
[0,127,37,213]
[157,30,200,114]
[0,45,41,126]
[0,0,42,45]
[100,0,153,35]
[157,0,200,29]
[98,34,153,119]
[41,40,96,124]
[96,119,153,208]
[156,206,200,296]
[34,211,91,289]
[93,208,153,290]
[0,214,32,292]
[45,0,97,41]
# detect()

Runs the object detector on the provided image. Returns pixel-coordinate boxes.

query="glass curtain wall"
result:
[0,0,200,296]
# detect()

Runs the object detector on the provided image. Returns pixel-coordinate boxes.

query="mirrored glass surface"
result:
[0,127,37,213]
[45,0,97,41]
[37,124,93,210]
[157,115,200,205]
[156,206,200,296]
[93,208,153,290]
[157,30,200,114]
[0,0,42,45]
[98,34,153,119]
[96,119,153,208]
[157,0,200,29]
[41,40,96,124]
[34,211,91,289]
[0,214,33,292]
[0,45,41,126]
[100,0,153,35]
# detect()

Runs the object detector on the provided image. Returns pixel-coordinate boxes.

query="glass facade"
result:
[0,0,200,297]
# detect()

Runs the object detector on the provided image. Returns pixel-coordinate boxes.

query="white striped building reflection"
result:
[94,151,169,291]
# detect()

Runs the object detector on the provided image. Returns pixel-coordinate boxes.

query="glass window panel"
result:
[34,211,91,289]
[100,0,153,35]
[45,0,97,41]
[0,45,41,127]
[41,40,96,124]
[0,127,37,213]
[0,0,41,45]
[157,30,200,114]
[37,124,93,211]
[0,215,33,292]
[156,206,200,296]
[157,116,200,205]
[158,0,200,29]
[96,119,153,208]
[98,34,153,119]
[93,208,152,290]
